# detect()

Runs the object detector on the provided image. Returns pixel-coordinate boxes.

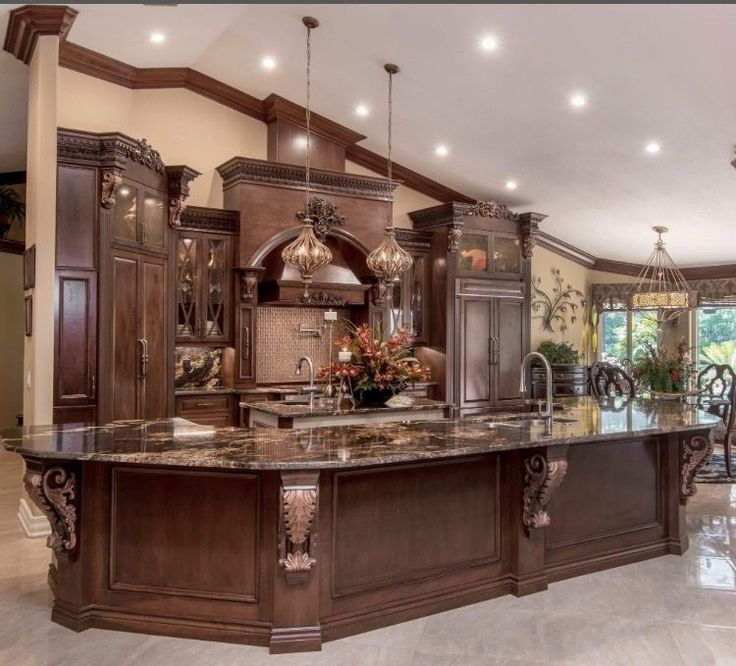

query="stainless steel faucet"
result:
[519,352,553,426]
[295,356,318,410]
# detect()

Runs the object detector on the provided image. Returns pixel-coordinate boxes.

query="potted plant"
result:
[0,187,25,239]
[318,323,431,405]
[631,342,687,397]
[538,340,581,366]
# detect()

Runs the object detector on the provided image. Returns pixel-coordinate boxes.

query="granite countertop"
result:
[1,397,720,471]
[242,398,451,418]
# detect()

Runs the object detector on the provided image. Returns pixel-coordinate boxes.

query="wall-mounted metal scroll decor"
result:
[531,268,587,334]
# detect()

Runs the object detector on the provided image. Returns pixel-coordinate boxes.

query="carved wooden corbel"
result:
[371,280,389,306]
[240,273,258,303]
[518,212,548,259]
[24,464,79,558]
[447,226,463,253]
[522,452,568,532]
[165,165,201,228]
[279,471,319,583]
[680,432,714,502]
[100,169,123,209]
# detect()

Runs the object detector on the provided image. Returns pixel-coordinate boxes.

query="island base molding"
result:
[22,429,710,654]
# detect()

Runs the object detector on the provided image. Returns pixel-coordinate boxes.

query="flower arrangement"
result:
[318,323,430,404]
[631,340,688,393]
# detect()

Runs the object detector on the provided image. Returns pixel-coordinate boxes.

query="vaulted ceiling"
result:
[3,3,736,266]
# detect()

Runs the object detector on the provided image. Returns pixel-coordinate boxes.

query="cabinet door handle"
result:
[195,402,215,408]
[138,338,149,378]
[488,337,493,366]
[244,326,250,360]
[89,375,96,399]
[493,336,500,365]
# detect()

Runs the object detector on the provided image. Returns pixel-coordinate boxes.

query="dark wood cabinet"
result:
[237,305,255,381]
[409,203,541,412]
[175,231,232,343]
[531,364,590,399]
[458,290,524,411]
[54,130,193,424]
[54,270,97,423]
[175,394,235,426]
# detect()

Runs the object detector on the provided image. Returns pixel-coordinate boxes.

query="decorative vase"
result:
[356,388,395,406]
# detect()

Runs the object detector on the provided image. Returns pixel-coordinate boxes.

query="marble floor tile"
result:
[4,446,736,665]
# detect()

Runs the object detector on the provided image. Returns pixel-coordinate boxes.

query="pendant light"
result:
[628,226,696,322]
[281,16,332,298]
[366,64,412,286]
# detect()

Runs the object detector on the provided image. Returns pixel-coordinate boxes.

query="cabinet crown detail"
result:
[216,157,398,201]
[58,129,166,173]
[180,206,239,233]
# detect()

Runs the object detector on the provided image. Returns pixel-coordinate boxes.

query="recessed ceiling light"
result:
[645,141,661,154]
[355,104,369,117]
[261,55,277,71]
[294,136,308,150]
[479,35,499,52]
[569,93,587,109]
[435,145,449,157]
[149,32,166,44]
[505,180,518,190]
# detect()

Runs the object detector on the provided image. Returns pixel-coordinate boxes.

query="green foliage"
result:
[701,340,736,368]
[0,187,25,239]
[631,342,687,393]
[538,340,580,365]
[600,310,658,365]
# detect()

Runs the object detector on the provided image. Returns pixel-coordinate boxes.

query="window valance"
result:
[591,277,736,311]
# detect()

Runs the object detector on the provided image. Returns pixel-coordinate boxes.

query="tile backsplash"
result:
[175,347,223,388]
[256,306,349,384]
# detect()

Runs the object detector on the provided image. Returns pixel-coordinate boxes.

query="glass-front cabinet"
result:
[176,232,232,343]
[389,249,431,344]
[457,230,521,276]
[111,180,167,253]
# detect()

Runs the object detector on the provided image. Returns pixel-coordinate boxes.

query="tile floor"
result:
[2,446,736,665]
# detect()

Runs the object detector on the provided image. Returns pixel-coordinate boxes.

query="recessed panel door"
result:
[111,254,140,422]
[460,297,492,408]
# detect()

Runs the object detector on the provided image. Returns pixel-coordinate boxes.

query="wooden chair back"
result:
[589,362,637,398]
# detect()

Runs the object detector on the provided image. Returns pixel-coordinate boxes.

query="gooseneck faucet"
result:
[520,352,553,426]
[295,356,318,410]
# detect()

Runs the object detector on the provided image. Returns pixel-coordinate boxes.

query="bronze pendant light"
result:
[366,64,412,286]
[281,16,332,298]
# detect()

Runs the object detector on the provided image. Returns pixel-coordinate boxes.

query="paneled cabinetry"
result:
[409,203,543,413]
[54,129,198,424]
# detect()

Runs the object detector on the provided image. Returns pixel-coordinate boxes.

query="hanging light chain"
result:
[387,67,393,205]
[305,19,312,207]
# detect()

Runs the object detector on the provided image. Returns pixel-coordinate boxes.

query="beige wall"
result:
[530,246,592,358]
[0,254,24,427]
[345,160,441,228]
[58,69,268,208]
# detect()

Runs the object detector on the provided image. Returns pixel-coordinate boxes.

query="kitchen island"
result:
[2,397,719,653]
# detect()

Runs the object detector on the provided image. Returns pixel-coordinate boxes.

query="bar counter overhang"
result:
[1,397,720,653]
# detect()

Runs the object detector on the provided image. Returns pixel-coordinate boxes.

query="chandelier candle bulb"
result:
[338,349,352,362]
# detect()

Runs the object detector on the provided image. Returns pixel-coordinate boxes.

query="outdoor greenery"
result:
[601,310,659,365]
[537,340,581,365]
[698,308,736,368]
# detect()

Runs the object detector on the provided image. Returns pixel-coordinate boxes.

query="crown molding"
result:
[216,157,396,201]
[346,144,475,205]
[4,4,78,64]
[180,206,239,234]
[535,231,596,269]
[263,94,365,148]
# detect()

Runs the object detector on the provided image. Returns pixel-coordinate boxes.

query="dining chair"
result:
[697,363,736,477]
[589,362,637,399]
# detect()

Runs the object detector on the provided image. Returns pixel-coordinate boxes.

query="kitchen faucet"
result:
[295,356,318,410]
[519,352,553,427]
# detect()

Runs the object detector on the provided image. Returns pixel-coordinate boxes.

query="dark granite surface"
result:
[1,398,720,471]
[243,398,451,418]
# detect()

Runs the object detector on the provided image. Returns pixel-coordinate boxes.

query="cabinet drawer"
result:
[184,413,232,427]
[177,395,231,413]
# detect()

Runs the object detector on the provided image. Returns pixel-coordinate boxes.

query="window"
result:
[697,307,736,370]
[600,310,658,366]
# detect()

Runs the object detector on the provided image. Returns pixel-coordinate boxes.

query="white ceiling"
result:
[4,3,736,266]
